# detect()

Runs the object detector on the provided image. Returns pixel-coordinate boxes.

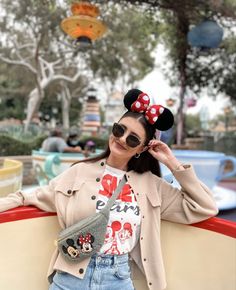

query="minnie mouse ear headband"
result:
[123,89,174,131]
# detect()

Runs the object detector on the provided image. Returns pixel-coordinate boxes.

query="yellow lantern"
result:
[61,2,107,45]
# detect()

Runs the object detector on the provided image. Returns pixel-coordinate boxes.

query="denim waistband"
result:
[90,253,129,266]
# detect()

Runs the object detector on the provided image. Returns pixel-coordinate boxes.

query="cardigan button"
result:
[79,268,84,274]
[149,282,152,286]
[100,161,105,166]
[143,258,147,262]
[140,237,143,240]
[96,177,100,182]
[91,195,96,200]
[67,190,72,195]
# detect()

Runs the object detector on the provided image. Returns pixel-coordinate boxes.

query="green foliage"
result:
[0,97,27,120]
[185,114,202,137]
[159,1,236,102]
[69,98,83,125]
[87,3,159,88]
[0,0,160,125]
[0,135,46,156]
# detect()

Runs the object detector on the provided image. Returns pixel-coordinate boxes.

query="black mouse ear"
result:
[145,105,174,131]
[155,107,174,131]
[123,89,143,110]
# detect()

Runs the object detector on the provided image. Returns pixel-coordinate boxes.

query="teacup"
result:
[32,149,236,189]
[160,150,236,189]
[32,150,103,186]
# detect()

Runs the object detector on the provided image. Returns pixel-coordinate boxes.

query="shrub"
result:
[0,135,46,156]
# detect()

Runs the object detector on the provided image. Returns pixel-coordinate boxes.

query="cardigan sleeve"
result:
[0,179,57,213]
[159,164,219,224]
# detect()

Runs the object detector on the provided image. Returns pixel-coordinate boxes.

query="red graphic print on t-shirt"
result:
[99,174,133,202]
[104,221,122,255]
[97,169,141,255]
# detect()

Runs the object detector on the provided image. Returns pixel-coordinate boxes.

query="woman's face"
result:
[108,116,147,160]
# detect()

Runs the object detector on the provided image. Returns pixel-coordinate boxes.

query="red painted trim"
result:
[0,207,235,239]
[0,206,56,224]
[191,217,236,239]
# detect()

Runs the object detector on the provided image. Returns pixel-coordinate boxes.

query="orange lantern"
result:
[61,2,107,45]
[166,98,176,107]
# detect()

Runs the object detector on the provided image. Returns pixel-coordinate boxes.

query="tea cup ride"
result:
[0,206,235,290]
[160,150,236,210]
[32,149,103,186]
[0,159,23,196]
[31,149,236,210]
[1,151,234,289]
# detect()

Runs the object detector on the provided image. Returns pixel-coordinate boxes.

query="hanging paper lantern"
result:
[186,97,197,108]
[166,98,176,107]
[187,20,223,50]
[61,2,107,45]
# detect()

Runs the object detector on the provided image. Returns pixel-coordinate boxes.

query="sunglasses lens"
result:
[112,123,124,138]
[112,123,141,148]
[126,135,141,148]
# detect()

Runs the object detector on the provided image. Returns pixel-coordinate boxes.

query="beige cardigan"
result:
[0,159,218,290]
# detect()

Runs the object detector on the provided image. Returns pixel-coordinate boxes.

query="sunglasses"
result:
[112,123,143,148]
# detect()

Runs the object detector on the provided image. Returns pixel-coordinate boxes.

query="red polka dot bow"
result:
[78,233,92,244]
[130,93,165,125]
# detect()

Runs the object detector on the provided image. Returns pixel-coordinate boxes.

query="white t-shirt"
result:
[96,165,141,255]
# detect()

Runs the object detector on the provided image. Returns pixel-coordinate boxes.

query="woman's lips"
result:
[115,141,127,150]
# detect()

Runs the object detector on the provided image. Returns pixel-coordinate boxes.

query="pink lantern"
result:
[186,97,197,108]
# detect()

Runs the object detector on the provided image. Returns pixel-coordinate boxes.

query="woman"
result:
[0,89,218,290]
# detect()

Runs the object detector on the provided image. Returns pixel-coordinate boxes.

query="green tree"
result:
[152,0,236,144]
[0,0,84,130]
[0,0,160,130]
[87,2,159,94]
[185,114,201,137]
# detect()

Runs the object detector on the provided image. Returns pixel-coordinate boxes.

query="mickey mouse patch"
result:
[62,233,95,258]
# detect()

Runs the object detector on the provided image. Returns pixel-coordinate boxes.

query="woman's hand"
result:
[147,140,183,172]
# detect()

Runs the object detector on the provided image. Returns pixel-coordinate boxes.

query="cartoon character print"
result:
[98,172,140,255]
[104,226,113,244]
[62,238,80,258]
[118,223,133,243]
[104,221,121,255]
[78,233,95,253]
[62,233,95,258]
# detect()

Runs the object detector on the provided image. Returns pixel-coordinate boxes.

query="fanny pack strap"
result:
[100,174,127,214]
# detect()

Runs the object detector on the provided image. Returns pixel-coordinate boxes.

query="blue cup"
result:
[32,150,103,186]
[161,150,236,189]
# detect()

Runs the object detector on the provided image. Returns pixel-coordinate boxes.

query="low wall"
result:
[0,207,235,290]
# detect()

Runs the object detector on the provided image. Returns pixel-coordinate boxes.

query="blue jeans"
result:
[49,254,135,290]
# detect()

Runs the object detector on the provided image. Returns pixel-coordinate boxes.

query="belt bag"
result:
[57,175,127,263]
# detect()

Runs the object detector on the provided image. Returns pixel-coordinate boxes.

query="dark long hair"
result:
[73,111,161,177]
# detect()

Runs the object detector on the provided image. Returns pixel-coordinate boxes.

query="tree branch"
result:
[0,55,37,74]
[52,70,81,83]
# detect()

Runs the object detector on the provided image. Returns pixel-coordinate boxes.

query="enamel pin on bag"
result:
[57,175,127,263]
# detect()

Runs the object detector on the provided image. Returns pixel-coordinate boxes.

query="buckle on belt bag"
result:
[57,175,127,262]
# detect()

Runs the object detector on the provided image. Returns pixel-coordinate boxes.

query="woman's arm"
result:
[148,140,219,224]
[157,165,219,224]
[0,180,57,213]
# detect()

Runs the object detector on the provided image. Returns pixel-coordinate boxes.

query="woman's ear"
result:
[140,145,149,154]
